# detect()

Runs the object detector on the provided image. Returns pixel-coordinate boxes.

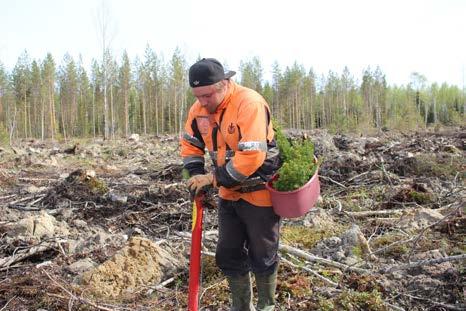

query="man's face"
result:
[192,82,227,113]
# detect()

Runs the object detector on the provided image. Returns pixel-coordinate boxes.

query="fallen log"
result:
[382,253,466,273]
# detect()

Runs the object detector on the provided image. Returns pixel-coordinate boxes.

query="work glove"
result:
[187,173,214,198]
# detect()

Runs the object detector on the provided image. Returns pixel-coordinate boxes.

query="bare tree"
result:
[94,0,117,140]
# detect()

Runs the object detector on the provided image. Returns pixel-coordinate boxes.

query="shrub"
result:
[272,123,319,191]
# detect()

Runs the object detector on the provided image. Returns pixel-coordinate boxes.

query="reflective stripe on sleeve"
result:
[226,160,248,182]
[182,156,205,166]
[183,132,205,149]
[238,141,267,152]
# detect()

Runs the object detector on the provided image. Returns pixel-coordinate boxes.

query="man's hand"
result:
[187,173,214,198]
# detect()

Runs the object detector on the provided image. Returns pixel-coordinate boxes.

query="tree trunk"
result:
[161,86,164,133]
[110,84,114,139]
[61,97,67,141]
[155,95,159,136]
[41,98,45,140]
[9,105,17,145]
[23,93,28,139]
[142,88,147,135]
[124,87,129,137]
[49,85,55,140]
[103,72,109,140]
[92,85,96,138]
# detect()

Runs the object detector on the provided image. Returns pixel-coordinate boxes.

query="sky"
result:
[1,0,465,87]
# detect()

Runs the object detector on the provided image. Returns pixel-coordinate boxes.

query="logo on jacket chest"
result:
[227,123,236,134]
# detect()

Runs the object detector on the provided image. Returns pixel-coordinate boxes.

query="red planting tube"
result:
[188,195,204,311]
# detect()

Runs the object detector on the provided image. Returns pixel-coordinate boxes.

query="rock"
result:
[311,225,374,261]
[398,208,444,230]
[67,258,97,275]
[128,133,140,142]
[7,210,69,238]
[25,185,47,194]
[302,208,336,229]
[27,147,40,154]
[69,232,127,254]
[108,192,128,204]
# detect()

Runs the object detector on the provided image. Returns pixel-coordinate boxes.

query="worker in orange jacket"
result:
[181,58,282,310]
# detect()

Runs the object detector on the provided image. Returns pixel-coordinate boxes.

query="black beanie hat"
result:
[189,58,236,88]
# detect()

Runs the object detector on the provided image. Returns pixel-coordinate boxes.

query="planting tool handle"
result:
[188,194,205,311]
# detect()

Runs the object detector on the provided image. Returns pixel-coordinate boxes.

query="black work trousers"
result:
[215,198,281,277]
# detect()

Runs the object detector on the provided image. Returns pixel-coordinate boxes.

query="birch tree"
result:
[94,0,116,140]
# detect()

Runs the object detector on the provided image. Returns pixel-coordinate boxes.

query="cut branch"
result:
[346,208,407,218]
[0,240,61,268]
[279,244,369,274]
[281,257,339,287]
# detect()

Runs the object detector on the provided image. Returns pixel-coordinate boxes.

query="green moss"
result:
[336,290,387,311]
[408,190,433,204]
[85,177,109,195]
[340,186,385,212]
[352,245,364,258]
[320,269,343,283]
[282,225,347,249]
[182,168,190,180]
[317,297,335,311]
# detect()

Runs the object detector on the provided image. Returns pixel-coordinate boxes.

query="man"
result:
[180,58,282,311]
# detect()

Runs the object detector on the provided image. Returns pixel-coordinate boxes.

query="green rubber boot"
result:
[227,273,256,311]
[255,270,278,311]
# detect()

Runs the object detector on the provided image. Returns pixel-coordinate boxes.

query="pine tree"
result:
[12,50,32,139]
[239,56,263,93]
[42,53,57,139]
[30,60,41,138]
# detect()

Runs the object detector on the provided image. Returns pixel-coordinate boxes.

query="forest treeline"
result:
[0,47,464,143]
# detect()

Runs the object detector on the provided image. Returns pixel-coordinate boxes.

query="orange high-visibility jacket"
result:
[181,81,281,207]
